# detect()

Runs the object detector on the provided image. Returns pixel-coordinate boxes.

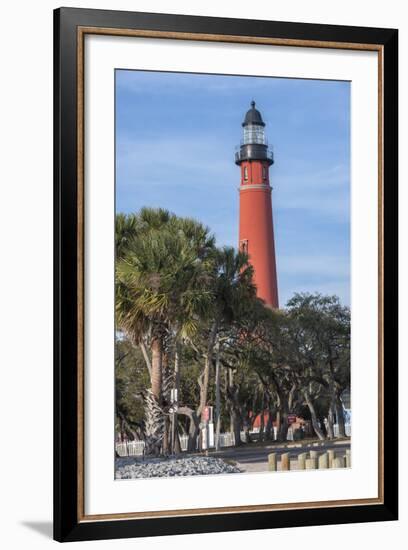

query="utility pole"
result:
[170,388,178,454]
[215,339,221,451]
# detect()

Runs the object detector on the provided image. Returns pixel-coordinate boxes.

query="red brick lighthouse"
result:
[235,101,279,308]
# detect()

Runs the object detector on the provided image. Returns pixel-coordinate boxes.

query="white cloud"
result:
[117,135,235,187]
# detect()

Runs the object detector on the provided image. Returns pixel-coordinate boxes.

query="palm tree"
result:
[115,209,215,454]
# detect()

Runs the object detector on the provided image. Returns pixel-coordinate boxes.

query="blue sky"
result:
[115,70,350,307]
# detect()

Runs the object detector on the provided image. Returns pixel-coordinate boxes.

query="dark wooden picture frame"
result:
[54,7,398,542]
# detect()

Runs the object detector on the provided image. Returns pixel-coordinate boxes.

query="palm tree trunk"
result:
[151,337,162,401]
[174,343,181,394]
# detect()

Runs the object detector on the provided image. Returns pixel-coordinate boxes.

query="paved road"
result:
[208,440,351,472]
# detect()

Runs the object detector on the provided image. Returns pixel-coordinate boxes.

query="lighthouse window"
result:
[243,166,248,181]
[262,165,267,180]
[240,240,248,254]
[243,124,266,145]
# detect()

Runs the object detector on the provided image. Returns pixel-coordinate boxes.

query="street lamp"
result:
[169,388,178,455]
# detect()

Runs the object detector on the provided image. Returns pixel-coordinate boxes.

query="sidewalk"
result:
[207,438,351,473]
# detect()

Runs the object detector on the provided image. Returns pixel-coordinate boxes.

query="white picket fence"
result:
[116,424,351,457]
[116,441,145,457]
[334,423,351,437]
[116,431,237,457]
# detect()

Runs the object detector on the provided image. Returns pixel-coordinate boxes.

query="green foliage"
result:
[115,338,150,431]
[114,208,351,449]
[286,293,351,391]
[116,208,215,343]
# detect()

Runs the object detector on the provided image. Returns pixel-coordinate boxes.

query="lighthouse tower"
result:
[235,101,279,308]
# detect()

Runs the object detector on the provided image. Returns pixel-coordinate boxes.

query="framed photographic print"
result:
[54,7,398,542]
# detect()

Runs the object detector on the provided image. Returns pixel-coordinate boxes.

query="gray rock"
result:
[115,456,241,480]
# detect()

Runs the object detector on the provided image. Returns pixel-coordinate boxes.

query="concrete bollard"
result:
[268,453,277,472]
[281,453,290,471]
[297,453,306,470]
[305,457,317,470]
[332,456,346,469]
[327,449,335,468]
[309,450,318,460]
[346,449,351,468]
[318,452,329,469]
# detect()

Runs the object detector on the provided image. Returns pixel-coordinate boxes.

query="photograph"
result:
[0,0,401,545]
[51,5,398,542]
[114,69,352,481]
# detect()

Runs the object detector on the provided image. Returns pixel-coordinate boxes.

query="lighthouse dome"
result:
[242,101,265,127]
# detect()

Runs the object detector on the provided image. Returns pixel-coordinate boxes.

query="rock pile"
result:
[115,456,241,479]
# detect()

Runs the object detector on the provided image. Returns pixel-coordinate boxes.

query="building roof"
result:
[242,100,265,127]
